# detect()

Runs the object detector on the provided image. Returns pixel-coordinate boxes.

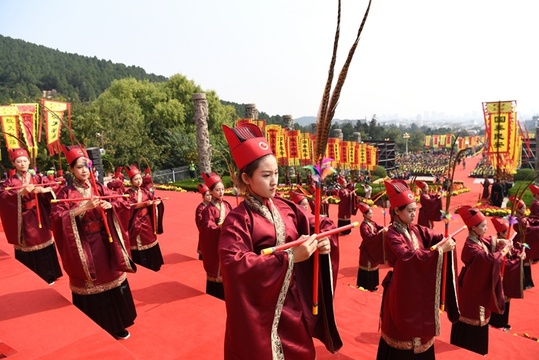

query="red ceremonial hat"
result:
[9,148,29,162]
[114,166,123,178]
[61,145,88,166]
[337,176,346,186]
[56,169,64,176]
[509,196,525,209]
[198,183,209,194]
[289,191,306,205]
[202,172,222,189]
[529,184,539,196]
[384,180,415,208]
[358,202,371,214]
[415,180,427,190]
[144,167,151,175]
[125,165,141,179]
[222,123,273,171]
[8,168,16,177]
[491,217,509,234]
[457,205,486,228]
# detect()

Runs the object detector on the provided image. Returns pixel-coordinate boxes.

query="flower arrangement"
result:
[154,184,187,192]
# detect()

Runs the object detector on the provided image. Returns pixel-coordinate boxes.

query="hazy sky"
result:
[1,0,538,121]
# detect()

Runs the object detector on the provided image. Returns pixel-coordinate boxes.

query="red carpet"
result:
[1,153,538,359]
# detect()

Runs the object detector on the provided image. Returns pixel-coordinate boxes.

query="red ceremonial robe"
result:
[107,179,126,196]
[455,234,505,325]
[125,187,164,249]
[530,199,539,219]
[513,217,539,261]
[199,199,233,281]
[0,172,56,248]
[359,219,385,269]
[418,192,442,228]
[218,195,342,360]
[380,221,458,354]
[50,181,135,294]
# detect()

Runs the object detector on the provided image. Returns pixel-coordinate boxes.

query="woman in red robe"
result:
[124,164,164,272]
[219,123,341,359]
[50,145,136,340]
[415,180,442,229]
[199,171,232,300]
[0,148,62,284]
[106,167,126,195]
[511,196,539,289]
[377,180,457,359]
[488,217,525,330]
[356,202,386,291]
[195,183,212,260]
[450,206,510,355]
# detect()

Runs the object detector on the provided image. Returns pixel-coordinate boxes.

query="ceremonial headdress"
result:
[337,176,346,186]
[529,184,539,196]
[125,165,141,179]
[491,217,509,234]
[9,148,29,162]
[384,180,415,208]
[358,202,371,214]
[289,191,306,205]
[415,180,428,190]
[222,123,273,171]
[56,169,64,176]
[61,145,88,166]
[457,205,486,228]
[8,168,16,177]
[198,183,210,195]
[509,196,525,209]
[202,172,222,190]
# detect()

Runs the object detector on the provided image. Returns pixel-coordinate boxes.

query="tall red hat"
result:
[202,172,222,189]
[289,191,306,205]
[358,202,371,214]
[8,168,16,177]
[529,184,539,196]
[61,145,88,166]
[491,217,509,234]
[222,123,273,171]
[457,205,486,228]
[198,183,209,194]
[114,166,123,178]
[144,167,151,175]
[125,165,141,179]
[337,176,346,186]
[384,180,415,208]
[415,180,428,190]
[56,169,64,176]
[9,148,29,162]
[509,196,525,209]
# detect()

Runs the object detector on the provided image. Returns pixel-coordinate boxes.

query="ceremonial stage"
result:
[1,153,538,359]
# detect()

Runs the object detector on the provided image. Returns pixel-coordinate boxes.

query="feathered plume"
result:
[315,0,372,161]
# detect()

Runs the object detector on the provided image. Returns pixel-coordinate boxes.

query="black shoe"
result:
[115,330,130,340]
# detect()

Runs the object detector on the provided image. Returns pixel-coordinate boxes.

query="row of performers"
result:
[0,146,166,340]
[362,179,535,358]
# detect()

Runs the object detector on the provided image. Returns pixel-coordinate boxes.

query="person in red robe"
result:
[528,184,539,219]
[124,164,164,272]
[107,167,126,195]
[450,206,510,355]
[488,217,525,331]
[199,171,232,300]
[0,148,62,284]
[331,176,354,235]
[511,196,538,289]
[289,190,310,212]
[377,180,457,359]
[141,167,155,194]
[356,202,386,291]
[219,123,342,359]
[307,183,330,218]
[195,183,211,260]
[415,180,442,229]
[50,145,136,340]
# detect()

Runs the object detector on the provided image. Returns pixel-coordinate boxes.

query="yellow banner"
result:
[424,135,431,147]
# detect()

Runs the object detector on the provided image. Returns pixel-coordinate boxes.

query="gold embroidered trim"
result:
[458,313,490,327]
[359,264,380,271]
[392,220,420,250]
[111,211,136,273]
[206,275,223,283]
[14,239,54,252]
[71,273,127,295]
[381,332,435,354]
[69,209,93,284]
[131,238,158,251]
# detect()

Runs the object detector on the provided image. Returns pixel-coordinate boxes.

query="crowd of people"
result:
[2,131,537,359]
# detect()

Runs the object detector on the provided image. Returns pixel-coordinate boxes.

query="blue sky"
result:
[1,0,538,121]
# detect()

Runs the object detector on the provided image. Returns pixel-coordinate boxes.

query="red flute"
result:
[51,194,128,203]
[430,225,467,251]
[261,221,360,256]
[4,182,61,191]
